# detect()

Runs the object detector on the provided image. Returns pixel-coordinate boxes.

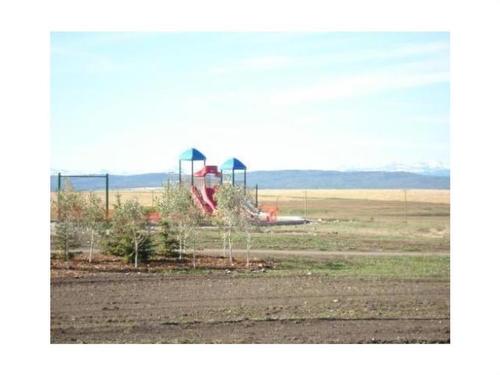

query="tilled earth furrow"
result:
[51,317,450,344]
[51,273,449,343]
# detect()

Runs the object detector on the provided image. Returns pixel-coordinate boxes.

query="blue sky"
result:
[51,32,449,174]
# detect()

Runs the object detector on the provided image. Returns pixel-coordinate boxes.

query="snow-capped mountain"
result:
[345,162,449,176]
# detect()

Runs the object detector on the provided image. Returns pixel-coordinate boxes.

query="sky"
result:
[51,32,449,174]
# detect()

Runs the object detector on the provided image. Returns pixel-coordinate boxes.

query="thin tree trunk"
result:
[134,237,139,268]
[228,229,233,265]
[89,229,94,263]
[222,230,227,257]
[178,234,183,260]
[192,234,196,269]
[246,231,251,267]
[64,229,69,261]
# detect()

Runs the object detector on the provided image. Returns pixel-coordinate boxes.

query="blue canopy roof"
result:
[179,148,206,161]
[220,157,247,171]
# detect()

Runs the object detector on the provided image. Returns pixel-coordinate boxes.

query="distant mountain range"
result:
[50,169,450,191]
[345,162,450,177]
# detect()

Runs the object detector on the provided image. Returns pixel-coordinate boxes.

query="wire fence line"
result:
[50,187,449,222]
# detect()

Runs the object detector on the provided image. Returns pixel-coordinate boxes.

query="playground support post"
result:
[244,170,246,192]
[255,184,258,207]
[57,173,61,221]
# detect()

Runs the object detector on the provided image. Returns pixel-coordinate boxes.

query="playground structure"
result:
[178,148,308,225]
[52,148,308,225]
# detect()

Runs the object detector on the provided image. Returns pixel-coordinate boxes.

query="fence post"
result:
[57,172,61,221]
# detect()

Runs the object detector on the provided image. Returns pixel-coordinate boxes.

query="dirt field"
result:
[51,272,449,344]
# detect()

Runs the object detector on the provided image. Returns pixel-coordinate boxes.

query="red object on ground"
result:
[260,205,278,222]
[146,211,161,223]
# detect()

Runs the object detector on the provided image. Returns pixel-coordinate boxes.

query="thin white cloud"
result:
[330,41,448,64]
[209,41,448,75]
[209,55,294,75]
[239,56,294,70]
[269,69,449,105]
[410,114,449,126]
[51,45,128,74]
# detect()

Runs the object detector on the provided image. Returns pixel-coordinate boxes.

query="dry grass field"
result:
[259,189,449,204]
[50,188,449,217]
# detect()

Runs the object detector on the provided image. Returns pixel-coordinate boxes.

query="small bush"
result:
[142,206,157,215]
[102,229,154,263]
[52,182,85,260]
[101,195,155,265]
[155,220,180,258]
[52,222,82,252]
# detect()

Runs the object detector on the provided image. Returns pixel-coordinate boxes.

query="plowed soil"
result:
[51,272,449,343]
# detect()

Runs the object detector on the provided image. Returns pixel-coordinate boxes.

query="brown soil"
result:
[51,272,449,344]
[51,254,273,279]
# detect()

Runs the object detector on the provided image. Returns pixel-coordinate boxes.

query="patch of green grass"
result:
[188,218,449,253]
[275,255,450,280]
[144,253,449,282]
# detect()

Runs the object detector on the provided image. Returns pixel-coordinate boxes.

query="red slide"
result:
[200,186,217,213]
[191,185,218,215]
[191,186,212,214]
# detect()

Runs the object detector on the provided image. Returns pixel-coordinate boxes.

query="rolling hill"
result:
[50,170,450,191]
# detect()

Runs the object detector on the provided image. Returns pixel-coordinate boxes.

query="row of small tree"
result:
[52,181,255,268]
[53,185,106,262]
[102,195,153,268]
[155,183,255,268]
[214,184,254,266]
[156,184,203,266]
